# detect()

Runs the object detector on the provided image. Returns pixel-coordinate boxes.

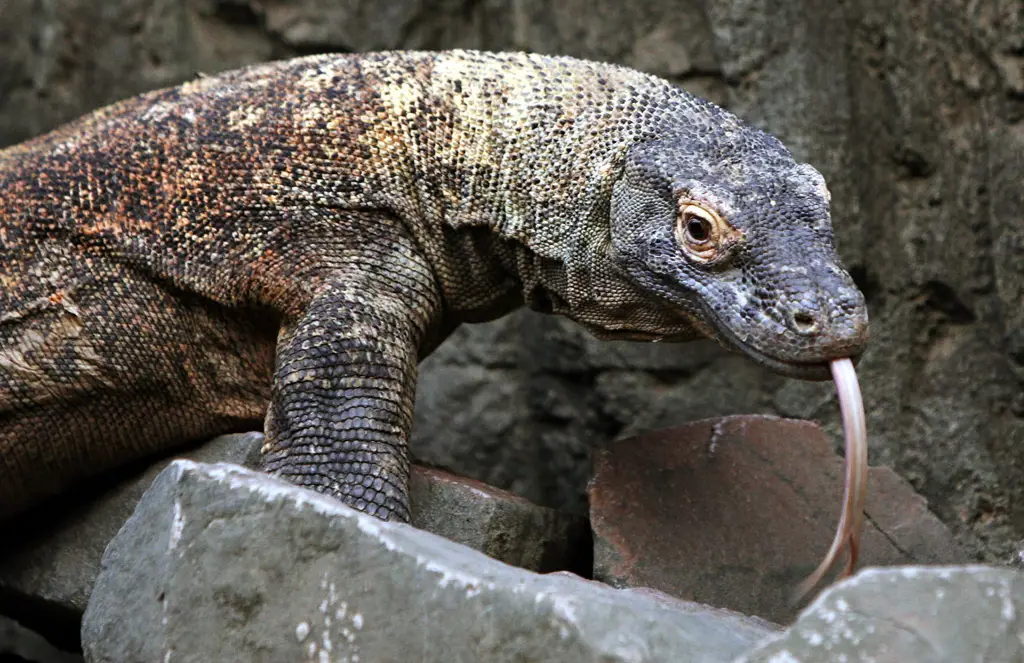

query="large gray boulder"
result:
[1,434,587,635]
[0,434,263,620]
[81,460,777,663]
[738,566,1024,662]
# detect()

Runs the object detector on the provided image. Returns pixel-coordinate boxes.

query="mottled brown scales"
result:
[0,50,868,521]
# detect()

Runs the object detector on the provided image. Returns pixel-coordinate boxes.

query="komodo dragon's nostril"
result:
[788,307,820,335]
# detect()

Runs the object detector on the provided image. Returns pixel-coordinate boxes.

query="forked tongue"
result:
[793,357,868,601]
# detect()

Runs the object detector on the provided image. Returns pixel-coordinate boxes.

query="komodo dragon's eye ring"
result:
[676,203,732,263]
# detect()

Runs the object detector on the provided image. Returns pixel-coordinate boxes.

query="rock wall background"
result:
[1,0,1021,561]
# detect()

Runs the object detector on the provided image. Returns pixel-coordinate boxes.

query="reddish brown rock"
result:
[588,415,967,625]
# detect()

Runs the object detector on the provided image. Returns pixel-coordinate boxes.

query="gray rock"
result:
[1,434,587,633]
[82,461,778,663]
[737,566,1024,662]
[0,433,262,616]
[262,0,423,51]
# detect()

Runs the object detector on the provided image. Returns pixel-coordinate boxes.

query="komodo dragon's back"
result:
[0,51,868,521]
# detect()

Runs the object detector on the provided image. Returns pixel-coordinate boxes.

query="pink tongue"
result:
[794,357,868,601]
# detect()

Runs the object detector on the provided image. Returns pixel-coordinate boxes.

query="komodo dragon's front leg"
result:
[258,211,441,522]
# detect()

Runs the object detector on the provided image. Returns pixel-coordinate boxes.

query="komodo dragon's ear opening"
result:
[607,155,676,265]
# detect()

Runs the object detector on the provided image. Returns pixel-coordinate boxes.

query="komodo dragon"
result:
[0,50,868,523]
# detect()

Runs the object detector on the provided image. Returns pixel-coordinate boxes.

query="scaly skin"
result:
[0,50,868,521]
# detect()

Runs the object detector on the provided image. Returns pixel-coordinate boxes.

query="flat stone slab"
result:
[82,461,778,663]
[737,566,1024,661]
[589,415,967,624]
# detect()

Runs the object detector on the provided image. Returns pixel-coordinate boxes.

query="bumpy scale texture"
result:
[0,51,868,521]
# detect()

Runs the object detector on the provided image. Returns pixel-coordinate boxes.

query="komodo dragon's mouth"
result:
[701,309,864,382]
[579,317,861,381]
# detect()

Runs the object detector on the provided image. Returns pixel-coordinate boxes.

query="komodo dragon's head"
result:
[580,119,869,381]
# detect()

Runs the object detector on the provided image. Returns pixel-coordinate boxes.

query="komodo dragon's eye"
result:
[685,215,711,243]
[675,202,740,264]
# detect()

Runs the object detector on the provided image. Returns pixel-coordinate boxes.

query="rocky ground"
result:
[0,0,1022,659]
[3,420,1023,661]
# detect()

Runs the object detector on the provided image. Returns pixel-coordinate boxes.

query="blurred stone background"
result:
[0,0,1021,562]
